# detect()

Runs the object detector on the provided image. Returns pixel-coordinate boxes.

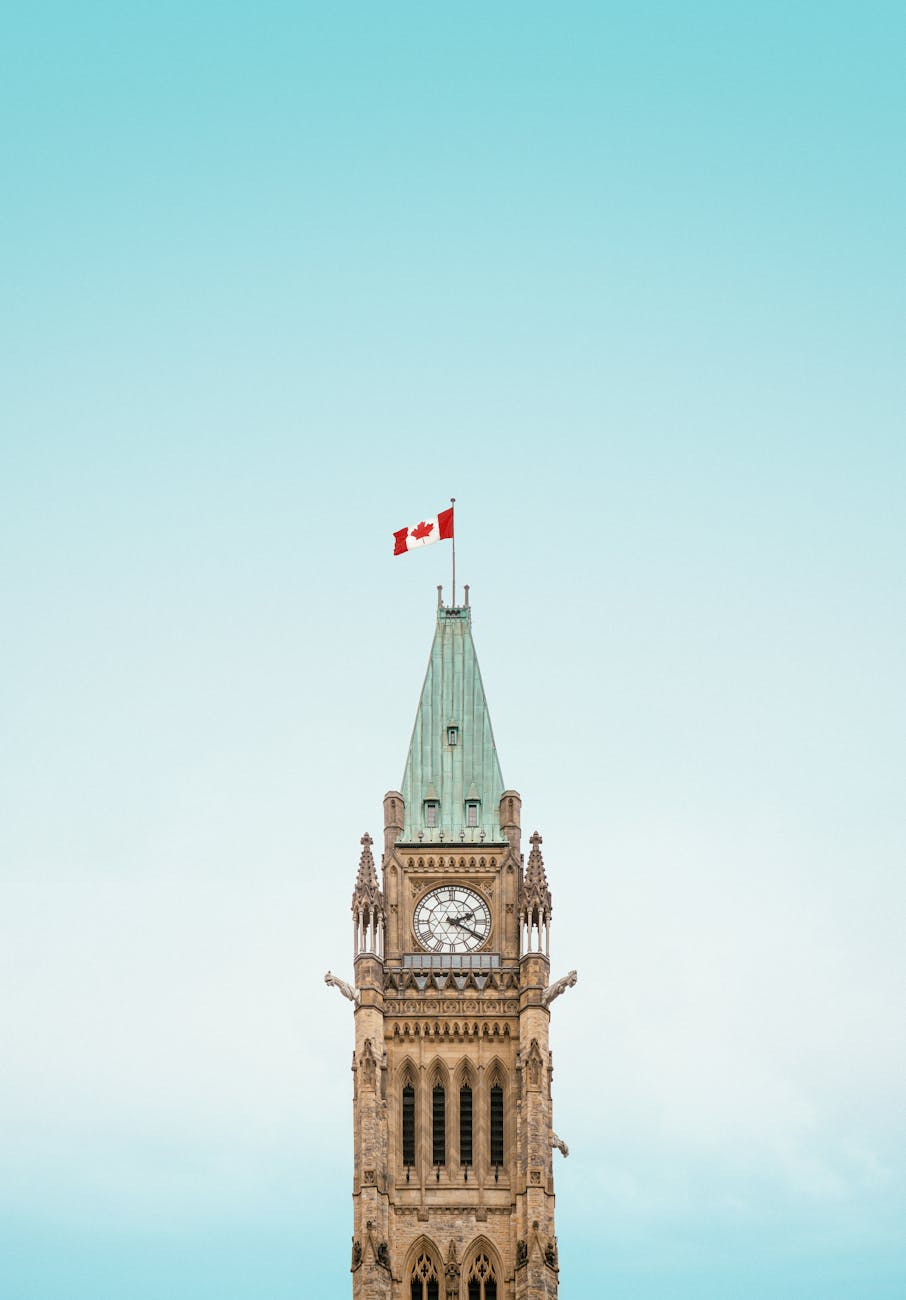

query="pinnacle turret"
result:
[353,832,381,903]
[351,832,384,958]
[521,831,552,954]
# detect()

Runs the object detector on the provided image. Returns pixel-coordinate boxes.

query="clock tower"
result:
[327,591,575,1300]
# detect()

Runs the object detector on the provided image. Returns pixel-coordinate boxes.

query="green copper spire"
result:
[399,600,505,844]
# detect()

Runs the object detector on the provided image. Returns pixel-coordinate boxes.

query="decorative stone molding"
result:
[389,998,518,1017]
[390,1020,513,1040]
[526,1038,544,1088]
[360,1037,378,1088]
[406,856,500,871]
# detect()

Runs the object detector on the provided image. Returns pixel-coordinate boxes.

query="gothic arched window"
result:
[432,1083,446,1166]
[411,1251,440,1300]
[459,1082,473,1166]
[489,1084,504,1168]
[467,1252,497,1300]
[402,1083,415,1168]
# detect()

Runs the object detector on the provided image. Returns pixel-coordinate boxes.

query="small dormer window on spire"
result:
[466,800,480,828]
[447,725,459,746]
[425,800,439,828]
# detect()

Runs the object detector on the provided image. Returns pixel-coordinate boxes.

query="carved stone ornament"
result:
[545,1238,559,1270]
[360,1037,378,1088]
[551,1131,569,1158]
[350,1239,362,1271]
[376,1241,391,1271]
[363,1169,376,1184]
[390,1017,513,1040]
[324,970,359,1007]
[444,1240,460,1300]
[527,1037,544,1088]
[542,969,578,1007]
[516,1240,528,1268]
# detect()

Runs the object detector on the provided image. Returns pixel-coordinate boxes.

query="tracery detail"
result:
[467,1252,497,1300]
[411,1251,440,1300]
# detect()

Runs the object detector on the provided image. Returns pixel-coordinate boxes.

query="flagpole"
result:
[450,497,456,606]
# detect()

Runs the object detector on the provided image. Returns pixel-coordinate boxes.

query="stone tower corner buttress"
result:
[326,598,576,1300]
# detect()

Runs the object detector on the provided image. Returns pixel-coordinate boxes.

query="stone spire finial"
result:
[353,832,380,901]
[524,832,551,908]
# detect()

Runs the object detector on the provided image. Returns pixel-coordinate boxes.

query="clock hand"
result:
[451,917,485,941]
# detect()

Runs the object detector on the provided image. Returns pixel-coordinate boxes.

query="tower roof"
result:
[399,601,505,843]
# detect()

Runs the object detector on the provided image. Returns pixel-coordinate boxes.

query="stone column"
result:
[352,952,392,1300]
[516,951,558,1300]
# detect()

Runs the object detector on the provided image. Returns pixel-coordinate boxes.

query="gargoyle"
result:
[551,1131,569,1158]
[542,969,577,1007]
[324,970,360,1007]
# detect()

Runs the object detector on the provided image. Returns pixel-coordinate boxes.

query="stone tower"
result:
[327,593,576,1300]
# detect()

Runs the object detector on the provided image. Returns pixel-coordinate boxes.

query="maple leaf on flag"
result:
[411,520,435,541]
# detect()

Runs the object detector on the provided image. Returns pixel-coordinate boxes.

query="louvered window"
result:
[432,1085,446,1166]
[466,800,479,827]
[425,801,438,827]
[402,1085,415,1167]
[490,1085,504,1167]
[459,1084,473,1165]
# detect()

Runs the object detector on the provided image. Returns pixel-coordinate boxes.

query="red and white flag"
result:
[393,506,454,556]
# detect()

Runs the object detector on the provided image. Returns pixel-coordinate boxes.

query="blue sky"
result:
[2,3,905,1297]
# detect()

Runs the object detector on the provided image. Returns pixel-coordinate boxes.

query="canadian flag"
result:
[393,506,454,555]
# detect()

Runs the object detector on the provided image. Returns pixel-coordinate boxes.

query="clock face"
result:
[413,885,491,954]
